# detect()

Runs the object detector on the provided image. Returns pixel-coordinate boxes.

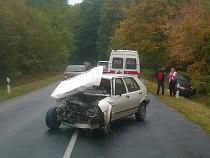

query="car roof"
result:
[101,74,135,80]
[98,61,108,63]
[177,74,190,82]
[111,50,138,53]
[67,65,85,67]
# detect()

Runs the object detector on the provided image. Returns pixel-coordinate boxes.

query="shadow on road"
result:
[45,126,75,136]
[77,115,148,139]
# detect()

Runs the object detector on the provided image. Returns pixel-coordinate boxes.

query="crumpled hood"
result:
[51,67,103,99]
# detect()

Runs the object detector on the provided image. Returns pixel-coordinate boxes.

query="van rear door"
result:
[109,51,124,74]
[124,51,140,77]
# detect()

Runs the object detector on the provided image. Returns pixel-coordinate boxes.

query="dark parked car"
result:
[63,65,88,80]
[82,61,90,67]
[175,74,196,97]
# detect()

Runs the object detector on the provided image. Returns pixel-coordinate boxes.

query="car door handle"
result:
[139,91,142,94]
[126,95,129,98]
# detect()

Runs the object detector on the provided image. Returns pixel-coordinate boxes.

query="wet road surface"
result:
[0,82,209,158]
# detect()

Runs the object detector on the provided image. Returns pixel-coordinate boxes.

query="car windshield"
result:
[85,78,111,95]
[66,66,84,72]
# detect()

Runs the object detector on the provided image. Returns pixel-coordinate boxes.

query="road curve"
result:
[0,82,209,158]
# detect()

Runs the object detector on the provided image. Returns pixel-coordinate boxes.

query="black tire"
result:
[100,123,111,136]
[135,103,146,121]
[46,107,61,129]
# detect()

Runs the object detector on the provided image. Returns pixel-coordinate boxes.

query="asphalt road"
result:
[0,82,210,158]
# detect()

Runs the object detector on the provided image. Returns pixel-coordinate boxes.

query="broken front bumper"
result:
[62,122,100,129]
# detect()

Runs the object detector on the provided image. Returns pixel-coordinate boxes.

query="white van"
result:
[108,50,140,77]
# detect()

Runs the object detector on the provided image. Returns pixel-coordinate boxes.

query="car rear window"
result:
[126,58,137,69]
[177,79,190,87]
[98,62,108,67]
[66,66,84,72]
[112,58,123,69]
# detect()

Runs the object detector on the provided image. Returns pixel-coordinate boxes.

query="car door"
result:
[111,78,130,120]
[123,77,142,115]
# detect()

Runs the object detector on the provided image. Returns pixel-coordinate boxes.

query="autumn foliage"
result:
[111,0,210,80]
[165,0,210,79]
[0,0,209,88]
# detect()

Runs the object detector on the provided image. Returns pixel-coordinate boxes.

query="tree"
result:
[110,0,179,69]
[97,0,133,60]
[0,0,74,82]
[70,0,104,63]
[165,0,210,79]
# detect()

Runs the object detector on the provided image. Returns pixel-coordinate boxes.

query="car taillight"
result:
[64,70,66,74]
[83,70,86,73]
[185,87,191,91]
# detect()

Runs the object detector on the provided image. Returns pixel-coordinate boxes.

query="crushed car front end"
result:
[54,94,107,129]
[46,67,112,130]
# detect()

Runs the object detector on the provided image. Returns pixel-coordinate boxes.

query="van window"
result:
[112,58,123,69]
[126,58,136,69]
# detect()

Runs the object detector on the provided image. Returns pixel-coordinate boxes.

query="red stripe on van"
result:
[124,71,140,76]
[108,70,115,74]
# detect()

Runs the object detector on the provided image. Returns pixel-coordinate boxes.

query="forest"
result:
[0,0,209,96]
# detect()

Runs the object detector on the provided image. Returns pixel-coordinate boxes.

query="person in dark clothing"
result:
[155,67,166,95]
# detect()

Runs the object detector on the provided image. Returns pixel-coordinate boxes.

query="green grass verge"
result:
[142,79,210,133]
[0,75,62,102]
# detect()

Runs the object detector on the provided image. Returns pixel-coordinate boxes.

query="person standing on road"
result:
[168,68,177,97]
[155,66,166,95]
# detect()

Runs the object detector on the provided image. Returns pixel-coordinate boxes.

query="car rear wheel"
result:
[46,107,61,129]
[135,103,146,121]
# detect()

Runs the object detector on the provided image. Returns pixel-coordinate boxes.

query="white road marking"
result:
[63,129,79,158]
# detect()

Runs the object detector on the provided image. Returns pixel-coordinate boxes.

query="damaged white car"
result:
[46,67,150,135]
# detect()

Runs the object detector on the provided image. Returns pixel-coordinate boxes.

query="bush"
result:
[141,69,156,82]
[196,75,210,94]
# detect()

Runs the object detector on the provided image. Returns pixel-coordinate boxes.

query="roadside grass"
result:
[142,79,210,133]
[0,72,62,102]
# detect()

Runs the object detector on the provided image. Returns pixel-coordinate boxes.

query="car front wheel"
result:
[46,107,61,129]
[100,123,111,135]
[135,103,146,121]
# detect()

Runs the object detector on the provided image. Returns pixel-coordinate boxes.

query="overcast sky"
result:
[68,0,83,5]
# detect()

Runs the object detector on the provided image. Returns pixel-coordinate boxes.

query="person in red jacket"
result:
[155,66,165,95]
[168,68,177,97]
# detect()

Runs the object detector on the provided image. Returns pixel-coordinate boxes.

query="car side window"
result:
[115,78,126,95]
[123,77,140,92]
[131,78,140,90]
